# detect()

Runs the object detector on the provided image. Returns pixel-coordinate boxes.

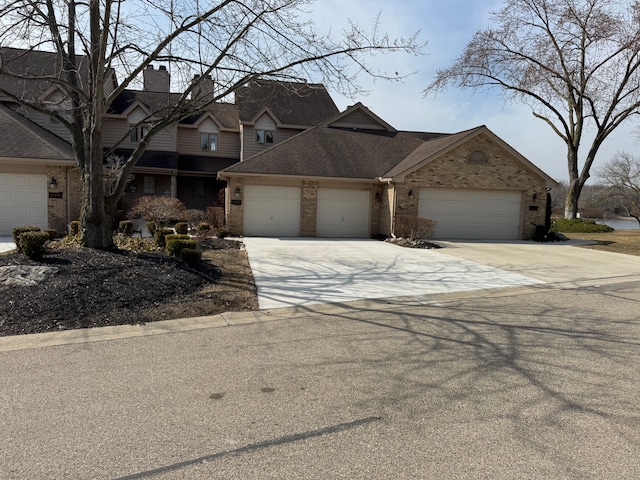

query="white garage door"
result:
[317,188,370,237]
[0,174,48,236]
[244,185,301,236]
[418,189,522,240]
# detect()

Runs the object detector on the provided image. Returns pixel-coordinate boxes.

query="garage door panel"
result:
[418,189,522,240]
[317,188,370,238]
[0,174,48,235]
[244,186,301,237]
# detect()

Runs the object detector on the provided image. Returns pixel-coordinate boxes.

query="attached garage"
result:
[317,188,370,237]
[0,174,48,236]
[220,105,558,240]
[418,189,522,240]
[243,185,301,236]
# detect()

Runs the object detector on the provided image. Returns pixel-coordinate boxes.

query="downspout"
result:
[377,177,394,237]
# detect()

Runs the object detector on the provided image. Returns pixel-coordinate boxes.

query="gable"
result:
[406,132,548,189]
[329,109,387,130]
[255,112,276,130]
[385,126,557,187]
[325,103,396,132]
[127,105,149,124]
[198,117,219,133]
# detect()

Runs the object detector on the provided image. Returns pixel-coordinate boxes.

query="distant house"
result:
[0,47,338,235]
[219,103,558,240]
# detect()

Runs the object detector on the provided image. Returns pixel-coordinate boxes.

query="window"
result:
[200,133,218,151]
[130,125,149,143]
[467,150,489,165]
[143,176,156,194]
[256,129,274,144]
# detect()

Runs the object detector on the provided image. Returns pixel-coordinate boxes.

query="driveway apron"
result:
[242,238,543,309]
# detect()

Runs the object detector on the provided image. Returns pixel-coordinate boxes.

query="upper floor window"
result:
[200,133,218,151]
[130,125,149,143]
[256,129,274,144]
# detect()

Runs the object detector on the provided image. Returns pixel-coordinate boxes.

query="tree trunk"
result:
[80,0,113,249]
[564,180,581,219]
[564,146,581,219]
[81,148,114,249]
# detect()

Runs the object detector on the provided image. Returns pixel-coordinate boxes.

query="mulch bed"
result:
[0,238,246,337]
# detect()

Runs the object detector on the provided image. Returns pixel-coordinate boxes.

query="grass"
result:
[560,229,640,256]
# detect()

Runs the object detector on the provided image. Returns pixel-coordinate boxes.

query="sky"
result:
[306,0,640,183]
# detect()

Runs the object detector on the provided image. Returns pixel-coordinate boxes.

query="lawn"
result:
[561,229,640,256]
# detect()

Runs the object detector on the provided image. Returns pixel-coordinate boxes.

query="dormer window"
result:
[200,133,218,151]
[130,125,149,143]
[256,129,274,144]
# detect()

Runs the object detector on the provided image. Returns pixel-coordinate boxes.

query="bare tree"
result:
[596,152,640,226]
[0,0,422,248]
[425,0,640,219]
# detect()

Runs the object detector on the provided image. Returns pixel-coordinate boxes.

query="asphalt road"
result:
[2,277,640,479]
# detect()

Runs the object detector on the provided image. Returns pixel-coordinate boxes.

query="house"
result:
[0,47,338,235]
[219,103,558,240]
[1,47,556,240]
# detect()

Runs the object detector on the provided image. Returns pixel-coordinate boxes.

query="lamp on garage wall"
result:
[235,187,242,198]
[49,177,57,190]
[408,189,414,199]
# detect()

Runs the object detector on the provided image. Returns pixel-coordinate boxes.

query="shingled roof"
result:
[222,126,425,179]
[0,47,95,101]
[0,103,74,161]
[235,80,339,126]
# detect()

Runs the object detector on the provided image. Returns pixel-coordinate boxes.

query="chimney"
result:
[190,74,215,102]
[143,65,170,93]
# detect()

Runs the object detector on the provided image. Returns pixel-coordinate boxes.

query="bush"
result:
[12,226,41,252]
[45,229,58,241]
[394,215,437,240]
[197,222,211,235]
[129,196,186,226]
[154,228,174,248]
[119,220,134,237]
[206,206,225,229]
[19,231,50,260]
[182,209,206,230]
[174,222,189,235]
[165,234,196,257]
[146,220,157,236]
[216,227,229,239]
[69,221,80,236]
[550,218,614,233]
[114,236,156,252]
[180,248,202,265]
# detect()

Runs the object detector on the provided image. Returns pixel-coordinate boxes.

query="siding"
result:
[176,127,240,158]
[103,117,176,151]
[20,110,72,143]
[241,125,304,160]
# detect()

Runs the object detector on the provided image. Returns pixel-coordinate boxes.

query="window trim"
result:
[256,129,275,144]
[200,132,218,152]
[129,124,149,143]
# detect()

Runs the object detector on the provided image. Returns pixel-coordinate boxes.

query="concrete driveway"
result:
[243,237,640,310]
[0,237,15,253]
[243,238,547,309]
